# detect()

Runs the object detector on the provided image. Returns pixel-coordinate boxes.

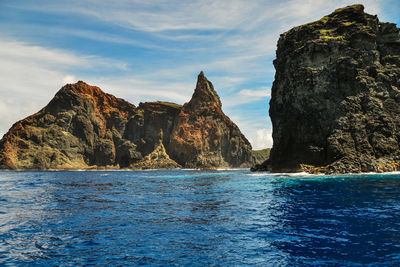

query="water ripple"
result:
[1,170,400,265]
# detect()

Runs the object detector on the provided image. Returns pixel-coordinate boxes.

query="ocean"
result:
[1,169,400,266]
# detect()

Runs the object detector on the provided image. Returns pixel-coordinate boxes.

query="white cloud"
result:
[0,39,127,72]
[222,87,270,108]
[93,77,193,105]
[226,112,272,150]
[0,98,43,139]
[20,0,265,32]
[34,26,172,51]
[255,128,273,150]
[62,75,77,84]
[239,88,270,97]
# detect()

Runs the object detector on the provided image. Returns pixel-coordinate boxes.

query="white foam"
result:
[246,172,272,177]
[247,170,400,179]
[247,171,317,177]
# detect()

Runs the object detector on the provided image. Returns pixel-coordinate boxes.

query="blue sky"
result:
[0,0,399,149]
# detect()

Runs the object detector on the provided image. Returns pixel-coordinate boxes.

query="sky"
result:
[0,0,399,149]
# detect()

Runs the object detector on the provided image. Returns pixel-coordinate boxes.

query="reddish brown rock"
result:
[168,72,254,168]
[0,81,140,169]
[0,74,256,170]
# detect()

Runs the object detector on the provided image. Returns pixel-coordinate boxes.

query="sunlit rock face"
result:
[169,72,254,168]
[253,4,400,174]
[0,73,256,169]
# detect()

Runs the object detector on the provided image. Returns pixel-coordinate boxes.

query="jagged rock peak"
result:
[188,71,222,108]
[168,72,254,168]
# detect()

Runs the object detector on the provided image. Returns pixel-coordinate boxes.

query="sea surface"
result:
[1,169,400,266]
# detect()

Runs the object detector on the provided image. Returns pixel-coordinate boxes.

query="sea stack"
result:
[253,5,400,173]
[169,71,254,168]
[0,72,256,169]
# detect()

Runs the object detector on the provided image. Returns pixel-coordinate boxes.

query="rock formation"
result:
[130,131,181,169]
[252,148,271,165]
[0,72,256,170]
[169,71,254,168]
[253,4,400,174]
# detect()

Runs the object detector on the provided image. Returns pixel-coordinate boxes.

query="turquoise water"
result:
[1,169,400,265]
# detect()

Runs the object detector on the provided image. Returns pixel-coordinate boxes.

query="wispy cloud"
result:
[239,88,270,97]
[0,39,128,72]
[223,87,270,108]
[19,0,265,32]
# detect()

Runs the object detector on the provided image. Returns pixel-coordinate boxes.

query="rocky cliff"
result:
[169,71,254,168]
[253,4,400,173]
[0,72,256,169]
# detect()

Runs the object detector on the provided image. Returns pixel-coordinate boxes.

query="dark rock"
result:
[255,4,400,174]
[0,74,255,170]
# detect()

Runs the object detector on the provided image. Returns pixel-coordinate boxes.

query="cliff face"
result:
[0,73,255,169]
[256,4,400,173]
[169,72,254,168]
[0,81,142,169]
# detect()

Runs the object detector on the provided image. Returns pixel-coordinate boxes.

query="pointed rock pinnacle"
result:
[188,71,222,108]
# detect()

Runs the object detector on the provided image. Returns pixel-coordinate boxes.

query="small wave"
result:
[276,172,317,177]
[246,172,271,177]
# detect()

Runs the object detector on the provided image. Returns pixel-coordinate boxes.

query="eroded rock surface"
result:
[254,4,400,174]
[169,72,254,168]
[0,73,255,169]
[130,131,181,170]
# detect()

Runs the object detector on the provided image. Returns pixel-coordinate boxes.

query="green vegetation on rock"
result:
[156,101,182,109]
[252,148,271,165]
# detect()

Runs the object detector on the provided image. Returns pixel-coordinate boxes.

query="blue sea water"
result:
[1,170,400,266]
